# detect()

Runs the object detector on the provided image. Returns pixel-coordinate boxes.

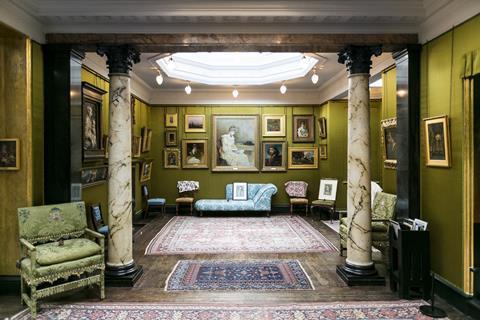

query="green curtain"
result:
[462,49,480,78]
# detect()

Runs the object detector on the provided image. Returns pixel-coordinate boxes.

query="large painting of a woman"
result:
[212,115,259,171]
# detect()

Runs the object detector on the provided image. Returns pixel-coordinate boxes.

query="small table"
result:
[310,199,336,223]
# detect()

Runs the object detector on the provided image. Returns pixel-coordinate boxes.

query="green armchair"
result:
[17,201,105,318]
[339,192,397,261]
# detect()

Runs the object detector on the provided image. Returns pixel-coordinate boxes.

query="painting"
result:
[262,141,286,172]
[165,130,178,146]
[318,117,327,139]
[318,179,338,201]
[182,139,208,169]
[141,127,152,152]
[82,83,106,160]
[164,148,180,169]
[288,147,318,169]
[262,114,286,137]
[292,115,315,142]
[381,117,397,169]
[132,135,141,157]
[424,115,451,167]
[0,138,20,170]
[81,166,107,188]
[185,114,206,133]
[212,115,259,172]
[233,182,248,200]
[131,95,136,125]
[319,144,328,159]
[165,113,178,128]
[140,160,153,182]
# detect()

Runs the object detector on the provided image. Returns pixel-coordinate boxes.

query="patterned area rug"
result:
[11,301,441,320]
[165,259,314,291]
[145,216,337,255]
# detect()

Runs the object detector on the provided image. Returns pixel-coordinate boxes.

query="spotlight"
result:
[156,73,164,86]
[311,69,319,84]
[185,84,192,95]
[280,83,287,94]
[232,88,239,98]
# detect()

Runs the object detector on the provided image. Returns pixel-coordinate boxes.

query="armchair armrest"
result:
[20,238,36,252]
[18,238,37,270]
[85,228,104,239]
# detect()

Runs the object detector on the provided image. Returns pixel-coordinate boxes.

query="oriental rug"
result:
[11,301,441,320]
[145,216,337,255]
[165,259,314,291]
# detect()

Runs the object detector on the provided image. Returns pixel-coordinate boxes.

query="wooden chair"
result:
[141,184,166,218]
[285,181,309,216]
[89,203,108,237]
[176,181,199,215]
[311,178,338,223]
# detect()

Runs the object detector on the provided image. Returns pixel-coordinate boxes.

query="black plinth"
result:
[105,262,143,287]
[419,305,447,318]
[336,262,385,286]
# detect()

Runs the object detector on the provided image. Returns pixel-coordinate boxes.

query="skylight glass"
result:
[156,52,318,86]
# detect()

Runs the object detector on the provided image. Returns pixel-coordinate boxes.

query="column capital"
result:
[338,45,382,75]
[96,45,140,75]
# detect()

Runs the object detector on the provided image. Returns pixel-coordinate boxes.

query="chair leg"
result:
[190,203,193,216]
[290,204,293,217]
[100,270,105,300]
[305,204,308,216]
[31,286,37,319]
[176,203,179,215]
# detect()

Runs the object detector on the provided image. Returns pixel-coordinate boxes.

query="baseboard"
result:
[435,276,480,319]
[0,275,20,295]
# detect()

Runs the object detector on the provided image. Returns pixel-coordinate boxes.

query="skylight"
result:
[155,52,318,86]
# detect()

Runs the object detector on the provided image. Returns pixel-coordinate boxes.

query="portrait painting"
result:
[164,148,180,169]
[0,138,20,170]
[132,135,141,158]
[319,144,328,160]
[318,179,338,201]
[381,118,397,169]
[424,115,451,167]
[141,127,152,152]
[165,113,178,128]
[233,182,248,200]
[293,115,315,142]
[318,117,327,139]
[288,147,318,169]
[262,114,286,137]
[82,82,106,160]
[140,160,153,182]
[182,139,208,169]
[81,166,107,188]
[165,130,178,146]
[212,115,259,172]
[185,115,206,133]
[262,141,286,172]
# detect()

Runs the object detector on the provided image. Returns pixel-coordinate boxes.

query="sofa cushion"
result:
[35,238,101,266]
[195,199,255,211]
[21,254,104,278]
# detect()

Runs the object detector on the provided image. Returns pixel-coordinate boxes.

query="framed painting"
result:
[292,115,315,142]
[424,115,451,167]
[131,95,136,125]
[165,113,178,128]
[82,82,107,160]
[212,115,259,172]
[262,141,287,172]
[381,117,397,169]
[164,148,180,169]
[132,135,141,157]
[182,139,208,169]
[288,147,318,169]
[233,182,248,200]
[318,179,338,201]
[262,114,286,137]
[141,127,152,152]
[0,138,20,170]
[318,117,327,139]
[140,160,153,182]
[185,114,206,133]
[165,130,178,146]
[319,144,328,159]
[81,165,108,188]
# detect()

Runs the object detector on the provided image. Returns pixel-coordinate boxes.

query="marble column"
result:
[97,45,142,286]
[336,45,385,286]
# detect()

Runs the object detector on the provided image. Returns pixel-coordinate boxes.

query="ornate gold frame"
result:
[182,139,209,169]
[423,115,451,168]
[184,114,206,133]
[381,117,397,169]
[164,148,180,169]
[0,138,20,170]
[288,147,318,169]
[262,114,286,137]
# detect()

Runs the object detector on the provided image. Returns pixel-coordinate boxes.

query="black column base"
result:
[105,262,143,287]
[336,261,385,286]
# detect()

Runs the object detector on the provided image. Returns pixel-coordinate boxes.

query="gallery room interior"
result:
[1,0,480,319]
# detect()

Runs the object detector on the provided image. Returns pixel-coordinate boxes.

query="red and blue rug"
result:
[11,301,441,319]
[165,259,315,291]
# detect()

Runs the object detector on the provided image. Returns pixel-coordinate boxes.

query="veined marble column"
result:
[336,45,385,286]
[97,45,142,286]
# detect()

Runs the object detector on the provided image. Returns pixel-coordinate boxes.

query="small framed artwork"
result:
[288,147,318,169]
[381,117,397,169]
[164,148,180,169]
[165,130,178,146]
[165,113,178,128]
[132,136,142,157]
[140,160,153,182]
[81,166,108,188]
[182,139,208,169]
[185,114,206,133]
[293,115,315,142]
[141,127,153,152]
[319,144,328,159]
[0,138,20,170]
[318,179,338,201]
[262,114,286,137]
[233,182,248,200]
[82,82,107,160]
[413,218,428,231]
[318,117,327,139]
[424,115,451,167]
[262,141,287,172]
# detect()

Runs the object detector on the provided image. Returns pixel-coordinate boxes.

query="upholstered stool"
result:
[290,198,309,216]
[311,199,336,223]
[176,197,194,215]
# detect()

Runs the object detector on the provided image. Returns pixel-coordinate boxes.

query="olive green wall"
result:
[419,15,480,292]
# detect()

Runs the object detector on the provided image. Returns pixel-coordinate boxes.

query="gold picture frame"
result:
[132,135,141,158]
[318,117,327,139]
[165,113,178,128]
[141,127,152,152]
[262,114,286,137]
[165,130,178,146]
[140,160,153,182]
[0,138,20,170]
[292,115,315,142]
[262,141,287,172]
[185,114,206,133]
[381,117,397,169]
[319,144,328,160]
[424,115,451,167]
[164,148,180,169]
[182,139,208,169]
[288,147,318,169]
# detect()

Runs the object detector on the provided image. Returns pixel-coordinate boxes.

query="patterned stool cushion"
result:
[97,225,108,236]
[148,198,166,206]
[176,197,194,203]
[35,238,102,266]
[290,198,309,204]
[195,199,255,211]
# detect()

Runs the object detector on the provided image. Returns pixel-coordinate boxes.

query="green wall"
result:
[31,42,44,205]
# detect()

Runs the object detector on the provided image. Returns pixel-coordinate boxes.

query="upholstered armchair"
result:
[339,192,397,262]
[17,202,105,318]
